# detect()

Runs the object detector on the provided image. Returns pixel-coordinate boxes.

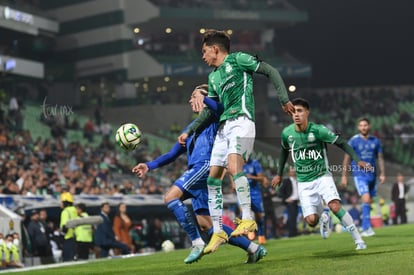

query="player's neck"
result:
[295,121,308,132]
[360,133,369,139]
[215,53,228,67]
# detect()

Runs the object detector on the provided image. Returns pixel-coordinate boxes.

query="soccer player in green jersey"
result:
[271,98,369,250]
[178,29,295,254]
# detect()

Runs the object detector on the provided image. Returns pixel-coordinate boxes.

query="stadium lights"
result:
[79,85,86,92]
[164,76,170,82]
[177,80,184,86]
[226,29,233,35]
[133,27,140,34]
[199,28,206,34]
[165,27,172,34]
[288,85,296,92]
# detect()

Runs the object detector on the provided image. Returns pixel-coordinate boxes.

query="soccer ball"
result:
[115,123,142,151]
[161,240,175,252]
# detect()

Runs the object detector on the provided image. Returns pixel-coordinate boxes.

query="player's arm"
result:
[146,142,185,170]
[178,108,214,145]
[341,153,351,186]
[377,152,386,184]
[256,62,294,115]
[203,96,224,115]
[334,136,372,171]
[132,142,185,177]
[271,147,289,189]
[248,160,266,184]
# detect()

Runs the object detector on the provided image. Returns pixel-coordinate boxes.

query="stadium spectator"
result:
[60,192,77,261]
[272,98,368,250]
[94,202,130,257]
[113,203,134,254]
[178,29,294,254]
[2,233,22,268]
[27,209,53,264]
[391,172,409,225]
[83,118,95,142]
[341,117,386,237]
[278,166,299,237]
[379,198,390,226]
[75,203,94,260]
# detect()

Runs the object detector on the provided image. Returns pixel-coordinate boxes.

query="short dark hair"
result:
[357,117,370,124]
[202,29,230,53]
[292,98,310,110]
[100,202,110,209]
[76,203,86,212]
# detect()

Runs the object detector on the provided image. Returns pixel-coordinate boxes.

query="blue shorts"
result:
[354,177,377,197]
[174,160,210,216]
[250,185,264,213]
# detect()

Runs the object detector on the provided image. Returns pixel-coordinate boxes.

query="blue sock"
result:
[361,203,371,231]
[167,199,200,241]
[257,215,265,237]
[223,225,250,251]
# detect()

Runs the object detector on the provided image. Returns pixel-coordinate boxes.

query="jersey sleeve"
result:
[235,52,260,72]
[317,125,339,144]
[376,138,383,154]
[281,129,289,149]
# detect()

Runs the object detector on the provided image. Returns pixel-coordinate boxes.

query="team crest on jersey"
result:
[225,63,232,73]
[371,143,375,149]
[308,133,315,142]
[288,135,294,143]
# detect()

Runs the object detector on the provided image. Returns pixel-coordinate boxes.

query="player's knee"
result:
[328,200,342,213]
[305,214,319,226]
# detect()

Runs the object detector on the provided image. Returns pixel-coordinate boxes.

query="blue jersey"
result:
[348,134,383,181]
[243,159,264,213]
[243,159,264,189]
[147,120,218,170]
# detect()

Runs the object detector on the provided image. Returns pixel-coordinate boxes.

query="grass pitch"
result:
[5,224,414,275]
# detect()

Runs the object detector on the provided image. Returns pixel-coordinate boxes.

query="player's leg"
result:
[166,165,212,262]
[321,175,366,250]
[354,177,375,236]
[298,180,321,227]
[227,117,256,236]
[251,190,266,244]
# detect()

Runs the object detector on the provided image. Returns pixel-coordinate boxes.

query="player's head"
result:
[189,84,208,113]
[202,29,230,67]
[291,98,310,126]
[357,117,370,136]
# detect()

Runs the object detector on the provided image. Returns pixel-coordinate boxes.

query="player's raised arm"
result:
[256,61,295,115]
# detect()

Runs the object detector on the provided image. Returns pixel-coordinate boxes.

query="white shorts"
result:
[210,116,255,167]
[298,174,340,218]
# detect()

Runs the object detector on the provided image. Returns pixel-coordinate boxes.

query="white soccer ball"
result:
[115,123,142,151]
[161,240,175,252]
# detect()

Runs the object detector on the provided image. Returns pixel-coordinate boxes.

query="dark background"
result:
[278,0,414,87]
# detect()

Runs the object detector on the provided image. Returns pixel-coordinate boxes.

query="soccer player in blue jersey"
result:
[341,117,386,237]
[132,85,266,264]
[242,158,267,244]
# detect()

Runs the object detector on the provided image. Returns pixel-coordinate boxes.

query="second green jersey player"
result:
[272,98,370,250]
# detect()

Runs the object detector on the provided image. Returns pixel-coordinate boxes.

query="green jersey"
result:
[208,52,259,122]
[281,122,338,182]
